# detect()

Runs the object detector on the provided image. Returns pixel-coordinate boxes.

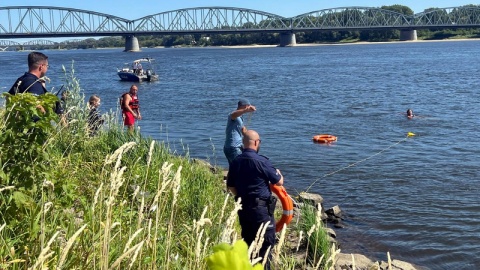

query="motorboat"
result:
[117,58,159,82]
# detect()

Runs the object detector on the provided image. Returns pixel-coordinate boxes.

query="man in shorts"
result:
[121,84,141,134]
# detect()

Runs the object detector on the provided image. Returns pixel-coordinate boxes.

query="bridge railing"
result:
[0,6,130,37]
[413,6,480,27]
[131,7,290,33]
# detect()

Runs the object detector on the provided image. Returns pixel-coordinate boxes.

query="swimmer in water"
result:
[406,109,414,119]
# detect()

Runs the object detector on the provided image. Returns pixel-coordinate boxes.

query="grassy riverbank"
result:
[0,66,335,269]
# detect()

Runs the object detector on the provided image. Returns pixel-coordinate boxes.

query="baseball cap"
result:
[238,98,251,107]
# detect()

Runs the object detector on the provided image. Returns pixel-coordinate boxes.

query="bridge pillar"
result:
[124,35,140,52]
[400,30,417,41]
[279,32,296,47]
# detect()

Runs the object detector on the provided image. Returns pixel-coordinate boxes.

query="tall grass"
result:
[0,63,341,269]
[298,203,333,270]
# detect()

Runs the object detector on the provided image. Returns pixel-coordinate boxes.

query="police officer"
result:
[227,129,284,269]
[8,52,50,114]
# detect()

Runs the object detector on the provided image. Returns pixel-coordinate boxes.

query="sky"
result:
[2,0,479,19]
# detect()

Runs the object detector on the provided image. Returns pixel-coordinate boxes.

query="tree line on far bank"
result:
[24,4,480,50]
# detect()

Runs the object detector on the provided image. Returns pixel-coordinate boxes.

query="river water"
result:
[1,41,479,269]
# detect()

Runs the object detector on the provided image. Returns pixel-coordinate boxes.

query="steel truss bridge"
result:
[0,38,92,51]
[1,5,479,48]
[0,39,86,46]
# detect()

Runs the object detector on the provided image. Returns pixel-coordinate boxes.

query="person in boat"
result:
[137,63,143,75]
[121,85,142,134]
[223,98,256,165]
[406,109,415,119]
[227,129,284,270]
[132,61,139,74]
[87,95,104,136]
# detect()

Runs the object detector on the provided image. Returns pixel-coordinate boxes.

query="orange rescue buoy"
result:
[312,134,337,143]
[270,184,294,232]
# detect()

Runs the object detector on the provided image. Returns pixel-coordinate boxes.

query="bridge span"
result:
[1,5,479,50]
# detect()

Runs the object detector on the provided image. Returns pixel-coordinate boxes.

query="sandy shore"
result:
[214,38,480,48]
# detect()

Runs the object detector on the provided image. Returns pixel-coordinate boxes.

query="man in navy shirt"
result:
[227,129,284,269]
[9,52,49,96]
[8,52,50,114]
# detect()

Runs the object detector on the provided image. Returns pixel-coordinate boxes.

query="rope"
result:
[304,136,410,193]
[244,111,254,129]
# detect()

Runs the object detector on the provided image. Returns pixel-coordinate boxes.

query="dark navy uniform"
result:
[227,148,282,268]
[8,72,65,119]
[8,72,47,96]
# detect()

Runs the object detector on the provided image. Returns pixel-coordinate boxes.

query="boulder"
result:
[323,227,337,238]
[335,253,375,270]
[192,158,220,173]
[378,259,420,270]
[299,192,324,205]
[326,205,342,217]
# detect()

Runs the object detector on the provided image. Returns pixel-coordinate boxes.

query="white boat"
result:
[117,58,159,82]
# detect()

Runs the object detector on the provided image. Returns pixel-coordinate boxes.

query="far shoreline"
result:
[212,37,480,49]
[9,37,480,52]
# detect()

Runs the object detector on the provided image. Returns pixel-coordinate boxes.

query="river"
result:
[1,41,479,270]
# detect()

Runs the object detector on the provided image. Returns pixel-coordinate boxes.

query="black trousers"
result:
[238,203,276,269]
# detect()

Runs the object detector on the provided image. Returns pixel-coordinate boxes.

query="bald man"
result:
[122,84,142,134]
[226,129,284,269]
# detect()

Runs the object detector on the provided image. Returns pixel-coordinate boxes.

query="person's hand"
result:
[275,169,284,186]
[137,114,142,120]
[133,112,138,119]
[241,126,247,135]
[246,105,256,112]
[36,104,46,114]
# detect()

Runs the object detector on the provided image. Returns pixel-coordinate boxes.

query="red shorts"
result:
[123,111,135,126]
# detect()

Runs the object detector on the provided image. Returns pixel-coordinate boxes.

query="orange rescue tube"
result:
[312,134,337,143]
[270,184,294,232]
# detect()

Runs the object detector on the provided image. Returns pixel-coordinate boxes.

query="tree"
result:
[381,5,414,16]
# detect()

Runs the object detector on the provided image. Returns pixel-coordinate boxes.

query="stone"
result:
[379,259,420,270]
[335,253,375,270]
[323,227,337,238]
[326,205,342,217]
[299,192,324,205]
[192,158,220,173]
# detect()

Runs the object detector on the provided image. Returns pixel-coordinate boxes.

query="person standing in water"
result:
[121,84,141,134]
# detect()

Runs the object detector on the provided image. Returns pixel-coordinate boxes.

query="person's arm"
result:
[136,108,142,120]
[97,110,104,125]
[230,105,256,120]
[264,160,284,186]
[123,95,137,117]
[226,170,237,196]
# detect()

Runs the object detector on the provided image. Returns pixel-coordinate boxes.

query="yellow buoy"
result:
[407,132,415,137]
